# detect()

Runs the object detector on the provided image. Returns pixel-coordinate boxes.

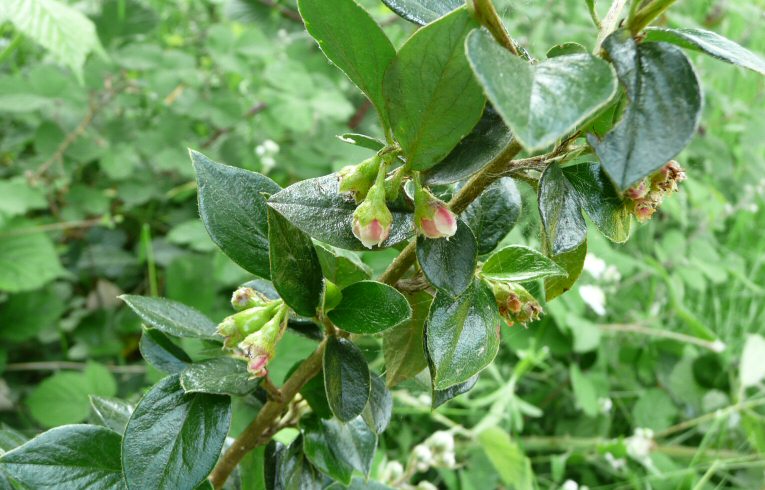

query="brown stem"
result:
[208,340,326,489]
[469,0,520,56]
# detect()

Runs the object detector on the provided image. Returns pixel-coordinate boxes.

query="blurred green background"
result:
[0,0,764,488]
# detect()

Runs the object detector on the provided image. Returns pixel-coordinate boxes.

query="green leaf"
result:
[362,373,392,434]
[298,0,395,124]
[482,245,566,282]
[267,207,323,317]
[417,220,478,296]
[139,328,192,373]
[120,295,218,340]
[337,133,386,152]
[0,427,27,454]
[645,27,765,76]
[315,243,372,289]
[320,416,377,477]
[383,291,431,387]
[569,364,599,417]
[423,108,513,186]
[539,162,629,255]
[90,396,133,433]
[122,375,231,490]
[0,229,65,293]
[26,363,117,428]
[301,415,354,485]
[381,0,462,25]
[461,177,522,255]
[632,388,678,431]
[588,30,702,190]
[740,334,765,388]
[323,337,371,422]
[383,8,484,170]
[300,370,333,419]
[426,279,501,390]
[191,150,281,279]
[478,427,534,490]
[181,357,260,396]
[0,425,124,489]
[270,437,323,490]
[0,0,104,81]
[0,177,47,216]
[432,374,478,408]
[546,42,588,58]
[268,174,413,251]
[467,29,617,151]
[544,240,587,301]
[0,286,65,342]
[328,280,411,334]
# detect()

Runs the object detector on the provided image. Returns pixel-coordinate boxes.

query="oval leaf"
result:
[467,29,617,151]
[267,207,323,317]
[120,295,218,340]
[0,425,124,490]
[139,328,192,374]
[544,239,587,301]
[588,30,702,190]
[416,219,478,296]
[122,375,232,490]
[268,174,413,251]
[90,396,133,434]
[323,336,370,422]
[319,416,377,477]
[432,374,478,408]
[381,0,462,25]
[180,357,260,396]
[362,373,393,434]
[191,150,281,279]
[302,415,354,485]
[461,177,522,255]
[383,291,431,387]
[328,280,411,334]
[482,245,567,282]
[383,8,485,170]
[426,279,501,390]
[315,243,372,289]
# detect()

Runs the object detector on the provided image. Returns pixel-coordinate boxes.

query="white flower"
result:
[598,397,613,413]
[579,285,606,316]
[626,428,654,462]
[413,444,433,472]
[416,482,438,490]
[561,480,579,490]
[381,460,403,483]
[710,339,727,353]
[262,139,280,154]
[605,452,626,470]
[428,431,455,453]
[583,254,607,279]
[261,156,276,173]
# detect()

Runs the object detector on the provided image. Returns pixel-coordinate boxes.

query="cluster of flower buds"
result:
[624,160,687,223]
[491,281,543,327]
[216,287,287,378]
[414,184,457,239]
[339,155,393,249]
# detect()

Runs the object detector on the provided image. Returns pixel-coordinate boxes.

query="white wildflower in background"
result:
[255,139,280,173]
[583,254,606,279]
[604,452,626,471]
[626,428,654,463]
[710,339,727,353]
[561,480,579,490]
[381,461,403,484]
[579,285,606,316]
[416,482,438,490]
[598,397,613,413]
[412,444,433,472]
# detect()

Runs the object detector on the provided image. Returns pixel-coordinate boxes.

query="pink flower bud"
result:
[353,217,389,249]
[625,179,649,200]
[414,187,457,239]
[351,181,392,249]
[632,199,656,223]
[247,354,270,378]
[237,306,287,378]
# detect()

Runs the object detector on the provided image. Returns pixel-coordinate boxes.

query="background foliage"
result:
[0,0,764,488]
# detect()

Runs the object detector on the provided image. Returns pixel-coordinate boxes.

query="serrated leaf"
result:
[461,177,522,255]
[645,27,765,76]
[383,8,484,170]
[381,0,462,25]
[139,328,192,374]
[432,374,478,408]
[467,29,617,151]
[191,150,281,279]
[426,279,501,390]
[298,0,395,124]
[482,245,566,282]
[324,337,370,422]
[416,220,478,296]
[0,425,124,489]
[122,375,231,490]
[181,357,260,396]
[588,30,702,190]
[120,295,218,340]
[383,291,431,387]
[268,174,413,251]
[90,396,133,433]
[362,374,392,434]
[328,280,411,334]
[267,207,323,317]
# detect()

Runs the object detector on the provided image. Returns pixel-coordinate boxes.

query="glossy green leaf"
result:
[467,29,617,151]
[90,396,133,433]
[383,8,484,170]
[432,374,478,408]
[180,357,260,396]
[328,280,411,334]
[416,220,478,296]
[426,279,501,390]
[424,108,513,185]
[544,239,587,301]
[362,373,393,434]
[0,426,27,454]
[0,425,124,490]
[323,336,371,422]
[645,27,765,76]
[588,30,702,190]
[122,375,232,490]
[320,416,377,477]
[120,295,218,340]
[267,207,323,317]
[383,291,431,387]
[546,42,588,58]
[268,174,413,251]
[381,0,461,25]
[337,133,386,152]
[315,243,372,289]
[269,437,323,490]
[301,415,354,485]
[482,245,567,282]
[139,328,192,373]
[191,150,281,279]
[298,0,395,123]
[300,370,333,419]
[461,177,522,255]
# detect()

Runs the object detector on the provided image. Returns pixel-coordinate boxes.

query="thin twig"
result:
[598,323,725,352]
[5,362,146,374]
[594,0,630,52]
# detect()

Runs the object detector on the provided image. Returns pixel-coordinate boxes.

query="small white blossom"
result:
[605,452,626,470]
[598,397,613,413]
[583,254,607,279]
[579,285,606,316]
[413,444,433,472]
[416,482,438,490]
[381,460,403,483]
[710,339,727,353]
[427,431,454,453]
[626,428,654,462]
[561,480,579,490]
